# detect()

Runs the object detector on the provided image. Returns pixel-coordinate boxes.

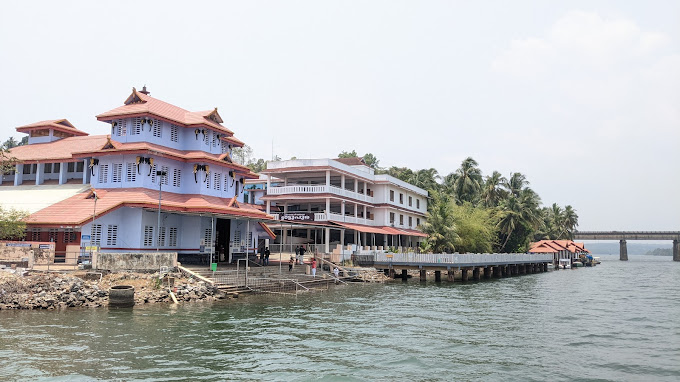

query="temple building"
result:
[1,87,275,263]
[244,157,428,260]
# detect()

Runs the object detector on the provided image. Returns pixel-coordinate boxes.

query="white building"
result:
[246,157,428,259]
[2,87,275,264]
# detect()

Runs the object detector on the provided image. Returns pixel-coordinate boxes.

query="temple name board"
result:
[280,213,315,222]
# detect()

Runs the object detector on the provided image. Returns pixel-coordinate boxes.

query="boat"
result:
[593,257,601,265]
[572,261,584,268]
[558,258,571,269]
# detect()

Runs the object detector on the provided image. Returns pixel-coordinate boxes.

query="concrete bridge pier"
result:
[435,270,442,282]
[620,239,628,261]
[673,240,679,262]
[473,268,480,280]
[448,270,455,282]
[543,263,548,272]
[483,267,491,279]
[401,269,408,281]
[493,266,501,278]
[420,269,427,282]
[388,268,395,278]
[461,268,469,282]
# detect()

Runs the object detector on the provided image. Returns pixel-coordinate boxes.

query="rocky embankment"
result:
[0,270,224,310]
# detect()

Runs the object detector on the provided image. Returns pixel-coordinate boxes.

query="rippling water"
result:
[1,255,679,381]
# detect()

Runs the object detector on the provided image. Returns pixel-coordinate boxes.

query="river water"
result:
[1,255,679,381]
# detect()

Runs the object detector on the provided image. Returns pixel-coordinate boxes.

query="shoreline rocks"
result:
[0,270,223,310]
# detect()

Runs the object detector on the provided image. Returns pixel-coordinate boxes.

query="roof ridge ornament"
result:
[124,87,147,105]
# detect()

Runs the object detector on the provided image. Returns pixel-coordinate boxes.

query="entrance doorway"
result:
[216,218,231,262]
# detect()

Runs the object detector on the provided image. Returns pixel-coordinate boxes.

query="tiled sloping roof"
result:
[95,89,234,135]
[8,135,109,162]
[25,187,272,226]
[70,140,258,177]
[16,119,88,136]
[334,157,366,166]
[529,240,589,254]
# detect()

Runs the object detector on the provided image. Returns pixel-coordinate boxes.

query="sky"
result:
[0,1,678,231]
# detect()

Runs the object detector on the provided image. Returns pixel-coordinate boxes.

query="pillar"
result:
[341,174,345,190]
[420,269,427,282]
[434,270,441,282]
[325,198,330,215]
[35,163,44,185]
[354,178,358,193]
[673,240,680,262]
[13,164,23,186]
[461,268,469,282]
[493,266,501,278]
[325,170,330,189]
[484,267,491,279]
[83,159,90,184]
[324,227,330,253]
[447,270,454,282]
[620,239,628,261]
[473,268,480,280]
[500,266,507,277]
[389,268,395,278]
[266,200,271,214]
[401,269,408,281]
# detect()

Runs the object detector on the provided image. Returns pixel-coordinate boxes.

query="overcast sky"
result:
[1,1,678,231]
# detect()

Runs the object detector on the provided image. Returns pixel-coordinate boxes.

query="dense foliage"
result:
[0,206,28,240]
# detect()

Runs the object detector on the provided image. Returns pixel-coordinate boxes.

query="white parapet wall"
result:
[94,252,178,271]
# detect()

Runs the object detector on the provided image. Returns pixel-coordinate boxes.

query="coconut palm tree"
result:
[452,157,483,205]
[503,172,529,197]
[481,171,507,208]
[563,205,579,238]
[420,190,458,253]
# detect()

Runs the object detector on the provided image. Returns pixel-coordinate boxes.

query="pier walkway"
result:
[373,253,553,281]
[573,231,680,261]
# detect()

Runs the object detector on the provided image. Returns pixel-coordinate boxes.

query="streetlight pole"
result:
[156,170,167,252]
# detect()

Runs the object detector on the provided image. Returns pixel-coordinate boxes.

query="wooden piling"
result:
[472,268,480,280]
[434,270,441,282]
[420,269,427,282]
[461,268,469,282]
[447,270,454,282]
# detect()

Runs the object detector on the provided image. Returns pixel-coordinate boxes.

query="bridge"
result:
[373,253,553,281]
[573,231,680,261]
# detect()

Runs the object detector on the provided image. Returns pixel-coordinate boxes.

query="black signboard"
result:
[280,213,315,222]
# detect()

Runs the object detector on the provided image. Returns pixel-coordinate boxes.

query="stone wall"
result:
[94,252,178,271]
[0,241,55,268]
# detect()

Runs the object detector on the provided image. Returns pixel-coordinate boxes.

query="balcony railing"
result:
[267,184,374,203]
[270,212,373,226]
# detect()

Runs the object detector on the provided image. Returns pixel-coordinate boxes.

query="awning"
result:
[399,228,428,238]
[333,222,392,235]
[258,222,277,239]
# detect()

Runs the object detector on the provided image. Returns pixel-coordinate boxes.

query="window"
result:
[417,218,420,226]
[106,225,118,246]
[114,119,127,136]
[204,131,210,145]
[157,227,166,247]
[76,162,84,172]
[390,190,394,202]
[91,224,102,246]
[45,163,52,173]
[23,165,31,175]
[48,228,58,242]
[212,131,217,147]
[67,162,75,172]
[416,199,420,209]
[112,163,122,183]
[98,164,109,183]
[161,166,169,186]
[54,163,60,173]
[143,226,154,247]
[152,120,162,138]
[214,173,221,190]
[233,230,241,248]
[132,118,142,135]
[400,214,404,225]
[126,163,136,182]
[32,229,41,241]
[409,196,412,207]
[205,173,211,189]
[173,169,181,187]
[203,228,213,247]
[400,193,404,204]
[168,227,178,247]
[63,229,76,243]
[408,216,412,227]
[170,125,179,142]
[150,164,157,184]
[389,212,395,224]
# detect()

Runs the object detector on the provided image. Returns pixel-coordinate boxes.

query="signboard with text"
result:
[280,213,315,222]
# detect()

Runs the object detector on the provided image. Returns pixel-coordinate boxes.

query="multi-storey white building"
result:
[2,87,274,264]
[246,157,428,257]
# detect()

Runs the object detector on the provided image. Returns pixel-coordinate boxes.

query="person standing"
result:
[264,247,270,266]
[299,245,306,265]
[295,246,300,264]
[311,257,317,277]
[333,266,340,279]
[288,256,294,272]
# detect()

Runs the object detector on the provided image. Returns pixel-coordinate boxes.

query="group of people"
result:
[258,247,271,265]
[294,245,306,265]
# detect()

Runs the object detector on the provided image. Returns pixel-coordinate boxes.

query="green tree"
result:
[563,205,579,239]
[362,153,380,169]
[1,147,17,174]
[481,171,507,208]
[2,137,19,149]
[420,190,458,253]
[452,157,483,205]
[452,202,497,253]
[338,150,358,158]
[0,206,28,240]
[232,144,254,165]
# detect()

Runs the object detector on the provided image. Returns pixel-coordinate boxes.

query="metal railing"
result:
[374,253,553,265]
[268,184,375,203]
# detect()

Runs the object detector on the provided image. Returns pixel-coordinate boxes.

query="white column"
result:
[341,174,345,190]
[266,200,271,214]
[35,163,44,185]
[354,203,358,218]
[325,198,330,214]
[58,162,67,185]
[284,177,287,186]
[341,201,345,216]
[363,205,367,221]
[266,174,271,191]
[14,164,23,186]
[325,170,330,190]
[83,159,90,184]
[283,203,288,213]
[354,178,358,193]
